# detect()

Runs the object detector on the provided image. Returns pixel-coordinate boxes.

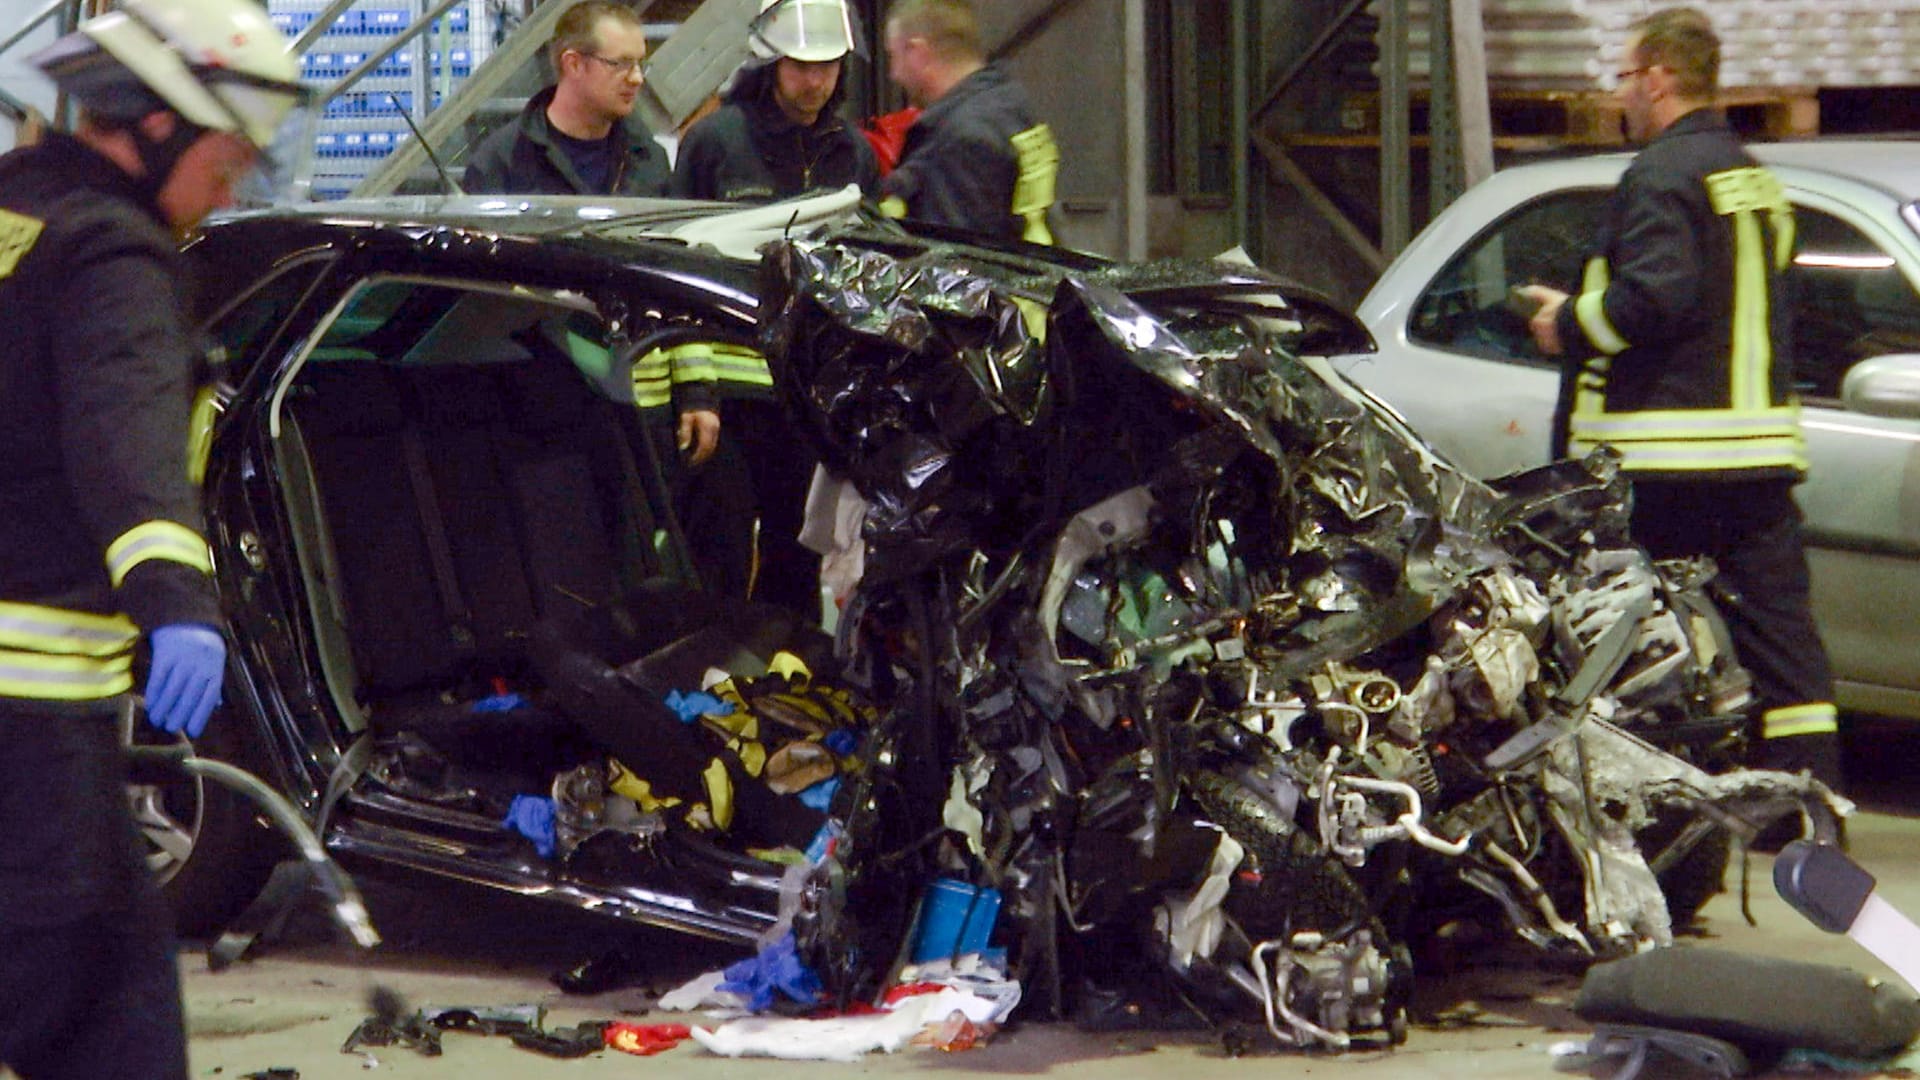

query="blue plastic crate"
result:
[366,8,408,35]
[371,91,413,115]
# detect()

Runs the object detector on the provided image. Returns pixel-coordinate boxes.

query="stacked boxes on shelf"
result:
[1370,0,1920,92]
[272,0,485,200]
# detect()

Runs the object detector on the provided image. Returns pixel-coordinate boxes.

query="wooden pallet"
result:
[1337,87,1820,145]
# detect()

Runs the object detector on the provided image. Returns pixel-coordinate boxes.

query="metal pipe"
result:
[0,0,67,60]
[1230,0,1251,248]
[125,741,380,949]
[1248,131,1385,273]
[318,0,468,109]
[1123,0,1149,259]
[291,0,363,55]
[1380,0,1412,257]
[410,0,433,127]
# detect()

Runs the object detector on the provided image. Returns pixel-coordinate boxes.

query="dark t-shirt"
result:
[550,128,615,195]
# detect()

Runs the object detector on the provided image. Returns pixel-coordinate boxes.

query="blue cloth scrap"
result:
[664,689,734,724]
[797,775,840,812]
[470,691,528,713]
[503,794,557,859]
[823,729,857,755]
[718,932,822,1013]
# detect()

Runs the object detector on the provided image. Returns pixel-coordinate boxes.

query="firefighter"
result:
[0,1,307,1075]
[879,0,1059,244]
[665,0,879,618]
[1523,7,1842,794]
[671,0,878,202]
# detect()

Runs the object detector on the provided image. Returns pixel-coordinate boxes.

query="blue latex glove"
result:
[664,689,734,724]
[503,795,557,859]
[145,624,226,739]
[719,932,821,1012]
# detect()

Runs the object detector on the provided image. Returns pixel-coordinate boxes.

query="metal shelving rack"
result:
[272,0,492,200]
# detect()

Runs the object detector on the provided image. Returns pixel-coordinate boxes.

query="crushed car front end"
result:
[758,232,1847,1047]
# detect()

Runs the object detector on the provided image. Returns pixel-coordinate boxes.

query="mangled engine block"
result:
[759,236,1844,1051]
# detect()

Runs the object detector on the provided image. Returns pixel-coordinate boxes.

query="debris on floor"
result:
[604,1022,695,1056]
[341,987,441,1058]
[688,984,1009,1061]
[716,932,822,1012]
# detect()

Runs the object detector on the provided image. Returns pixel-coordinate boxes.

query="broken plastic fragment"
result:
[606,1022,696,1056]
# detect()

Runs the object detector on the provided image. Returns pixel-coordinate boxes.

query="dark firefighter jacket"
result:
[1553,108,1804,479]
[671,59,878,203]
[467,92,711,416]
[0,133,223,704]
[463,85,672,197]
[879,64,1058,245]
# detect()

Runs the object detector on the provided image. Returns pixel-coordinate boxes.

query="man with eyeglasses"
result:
[1520,7,1843,804]
[464,0,671,197]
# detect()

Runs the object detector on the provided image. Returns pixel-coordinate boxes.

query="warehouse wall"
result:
[0,0,58,152]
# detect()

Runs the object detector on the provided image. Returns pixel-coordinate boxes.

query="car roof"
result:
[1493,139,1920,203]
[217,186,869,261]
[1748,140,1920,203]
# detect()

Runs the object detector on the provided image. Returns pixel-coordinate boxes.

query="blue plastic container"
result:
[909,878,1002,962]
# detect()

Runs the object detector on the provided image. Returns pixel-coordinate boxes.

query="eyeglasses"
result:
[576,51,645,76]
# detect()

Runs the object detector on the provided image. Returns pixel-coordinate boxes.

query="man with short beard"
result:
[672,0,876,202]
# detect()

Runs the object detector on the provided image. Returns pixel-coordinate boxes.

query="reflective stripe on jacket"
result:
[1559,110,1805,479]
[632,342,771,410]
[0,602,139,699]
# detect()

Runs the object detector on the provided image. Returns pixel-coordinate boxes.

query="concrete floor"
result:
[173,720,1920,1079]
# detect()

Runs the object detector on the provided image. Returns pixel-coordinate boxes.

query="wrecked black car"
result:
[154,190,1842,1048]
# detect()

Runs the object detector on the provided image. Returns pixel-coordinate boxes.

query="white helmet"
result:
[749,0,857,63]
[34,0,308,151]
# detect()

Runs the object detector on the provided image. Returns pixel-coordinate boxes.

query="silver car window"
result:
[1407,190,1608,365]
[1787,206,1920,401]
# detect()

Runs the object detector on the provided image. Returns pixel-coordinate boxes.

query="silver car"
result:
[1335,141,1920,720]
